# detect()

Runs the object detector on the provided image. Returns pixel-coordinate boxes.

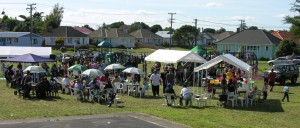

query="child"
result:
[282,86,289,102]
[262,78,268,101]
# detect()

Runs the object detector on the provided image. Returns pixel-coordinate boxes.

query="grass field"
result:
[1,48,300,127]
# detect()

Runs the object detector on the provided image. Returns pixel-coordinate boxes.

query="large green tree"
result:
[150,24,162,33]
[109,21,124,28]
[1,15,18,31]
[285,0,300,37]
[163,27,175,32]
[44,4,64,32]
[275,39,297,57]
[128,22,150,33]
[203,28,216,34]
[172,25,198,47]
[216,27,226,34]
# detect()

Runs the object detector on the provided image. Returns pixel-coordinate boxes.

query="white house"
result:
[130,29,163,46]
[43,26,89,47]
[0,32,43,46]
[155,31,173,45]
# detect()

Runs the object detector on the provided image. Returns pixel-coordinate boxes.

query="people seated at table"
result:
[179,83,192,107]
[74,78,83,92]
[89,78,100,90]
[22,71,32,98]
[227,79,235,95]
[165,83,176,106]
[112,75,121,83]
[36,77,50,99]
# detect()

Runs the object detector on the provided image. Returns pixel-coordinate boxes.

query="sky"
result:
[0,0,297,31]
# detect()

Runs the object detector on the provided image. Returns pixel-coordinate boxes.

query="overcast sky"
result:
[0,0,296,31]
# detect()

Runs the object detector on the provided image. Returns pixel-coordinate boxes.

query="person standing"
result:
[150,71,161,96]
[166,70,175,89]
[282,85,289,102]
[262,78,268,101]
[160,70,167,93]
[268,69,276,92]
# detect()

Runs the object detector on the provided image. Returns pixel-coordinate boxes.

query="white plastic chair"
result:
[114,82,123,94]
[238,92,249,107]
[248,92,258,106]
[227,93,238,107]
[127,85,136,96]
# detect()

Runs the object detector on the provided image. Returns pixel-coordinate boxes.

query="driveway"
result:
[0,113,189,128]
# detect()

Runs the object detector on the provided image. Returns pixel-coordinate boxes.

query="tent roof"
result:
[194,54,251,73]
[4,53,55,63]
[0,46,52,58]
[190,46,204,53]
[145,49,207,63]
[97,41,112,48]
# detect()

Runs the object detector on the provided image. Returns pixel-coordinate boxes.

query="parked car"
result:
[267,57,294,66]
[292,56,300,65]
[263,63,299,84]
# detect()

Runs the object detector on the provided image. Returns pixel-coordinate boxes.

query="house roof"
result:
[271,31,295,40]
[89,28,133,38]
[130,29,162,39]
[89,28,106,37]
[155,31,172,38]
[74,27,93,35]
[119,24,130,30]
[216,29,281,45]
[42,26,88,37]
[0,32,42,38]
[214,31,235,40]
[106,28,133,38]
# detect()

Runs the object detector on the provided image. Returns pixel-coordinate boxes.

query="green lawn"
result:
[0,77,300,127]
[1,48,300,127]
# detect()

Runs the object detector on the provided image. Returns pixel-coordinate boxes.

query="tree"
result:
[83,24,94,31]
[128,22,150,33]
[203,28,216,34]
[1,15,18,31]
[44,4,64,31]
[163,27,175,32]
[216,27,226,34]
[275,39,297,57]
[248,26,258,30]
[150,24,162,33]
[172,25,198,47]
[109,21,124,28]
[285,0,300,37]
[55,38,64,48]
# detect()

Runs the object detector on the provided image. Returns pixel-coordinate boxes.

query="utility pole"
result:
[168,12,176,49]
[238,19,245,31]
[27,3,36,46]
[194,19,198,46]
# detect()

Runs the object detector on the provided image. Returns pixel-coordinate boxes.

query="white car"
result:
[267,57,294,66]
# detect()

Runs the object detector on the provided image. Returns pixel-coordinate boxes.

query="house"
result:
[155,31,172,45]
[196,33,215,45]
[271,30,300,44]
[43,26,89,47]
[119,24,131,33]
[130,29,163,46]
[216,29,281,59]
[214,31,235,42]
[0,32,43,46]
[89,28,135,48]
[74,27,93,35]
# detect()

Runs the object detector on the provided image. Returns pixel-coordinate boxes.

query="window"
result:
[0,38,5,43]
[33,38,37,44]
[50,38,55,44]
[7,38,12,44]
[74,38,80,44]
[266,46,269,51]
[13,38,18,43]
[68,38,72,44]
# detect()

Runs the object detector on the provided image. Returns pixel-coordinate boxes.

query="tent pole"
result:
[193,62,196,95]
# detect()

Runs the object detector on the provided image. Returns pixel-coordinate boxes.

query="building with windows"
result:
[0,32,42,46]
[216,29,281,59]
[43,26,89,47]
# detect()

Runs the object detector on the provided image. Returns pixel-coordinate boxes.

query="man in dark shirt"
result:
[166,70,175,89]
[164,83,176,106]
[268,69,276,92]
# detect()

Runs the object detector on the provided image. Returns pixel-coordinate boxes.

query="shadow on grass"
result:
[140,95,164,100]
[224,99,284,112]
[23,96,63,101]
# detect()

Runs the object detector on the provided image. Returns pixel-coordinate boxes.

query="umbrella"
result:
[122,67,145,75]
[104,63,126,70]
[23,66,46,73]
[82,69,104,77]
[68,64,88,72]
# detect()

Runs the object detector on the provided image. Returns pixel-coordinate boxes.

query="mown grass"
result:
[1,48,300,127]
[1,77,300,128]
